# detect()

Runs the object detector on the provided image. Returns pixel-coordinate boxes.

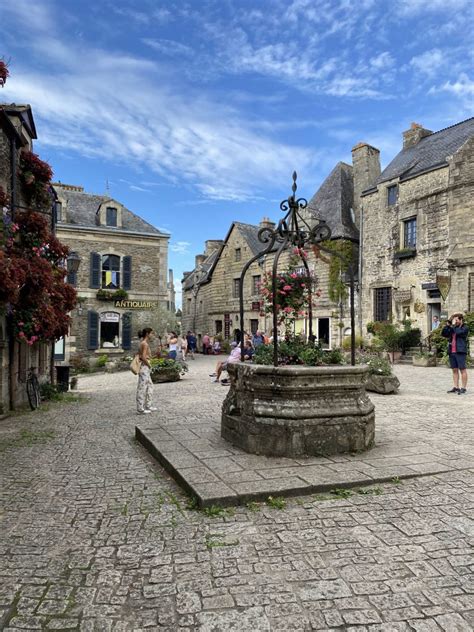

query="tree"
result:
[149,304,179,349]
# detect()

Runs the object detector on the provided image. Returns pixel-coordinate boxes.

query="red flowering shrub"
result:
[19,151,54,209]
[260,250,321,330]
[0,60,9,87]
[0,209,77,344]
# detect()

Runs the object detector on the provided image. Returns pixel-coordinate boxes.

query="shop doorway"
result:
[428,303,441,332]
[317,318,330,349]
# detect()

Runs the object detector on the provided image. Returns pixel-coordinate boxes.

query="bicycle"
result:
[26,367,41,410]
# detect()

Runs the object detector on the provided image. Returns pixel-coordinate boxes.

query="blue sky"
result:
[1,0,473,306]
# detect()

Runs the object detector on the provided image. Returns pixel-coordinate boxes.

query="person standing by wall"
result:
[431,315,440,331]
[137,328,157,414]
[442,313,469,394]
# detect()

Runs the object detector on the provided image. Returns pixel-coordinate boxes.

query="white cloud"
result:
[397,0,471,14]
[409,49,444,76]
[143,38,193,57]
[170,241,192,254]
[436,73,474,97]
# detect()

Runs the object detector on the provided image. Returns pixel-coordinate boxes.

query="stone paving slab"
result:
[137,358,474,507]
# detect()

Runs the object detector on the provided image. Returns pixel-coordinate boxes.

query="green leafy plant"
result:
[357,353,393,376]
[96,354,108,368]
[330,488,353,498]
[321,239,354,304]
[342,335,367,350]
[266,496,286,509]
[324,348,345,365]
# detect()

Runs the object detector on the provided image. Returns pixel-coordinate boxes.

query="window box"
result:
[96,289,129,301]
[394,248,416,260]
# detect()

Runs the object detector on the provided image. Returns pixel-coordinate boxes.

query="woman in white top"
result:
[168,332,178,360]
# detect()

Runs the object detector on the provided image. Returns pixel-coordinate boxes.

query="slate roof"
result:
[374,117,474,187]
[54,184,164,236]
[183,247,221,291]
[305,162,358,241]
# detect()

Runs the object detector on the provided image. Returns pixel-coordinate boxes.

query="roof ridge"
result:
[423,117,474,139]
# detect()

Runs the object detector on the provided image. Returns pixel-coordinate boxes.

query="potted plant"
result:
[149,358,188,383]
[413,351,437,367]
[362,354,400,394]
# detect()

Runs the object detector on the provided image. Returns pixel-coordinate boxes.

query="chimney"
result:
[168,268,174,285]
[204,239,224,256]
[259,217,276,230]
[403,122,433,149]
[351,142,381,224]
[195,254,206,268]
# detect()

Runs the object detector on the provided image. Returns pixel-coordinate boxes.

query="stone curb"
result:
[135,425,464,508]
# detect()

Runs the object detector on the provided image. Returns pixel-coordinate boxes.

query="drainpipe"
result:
[358,205,364,338]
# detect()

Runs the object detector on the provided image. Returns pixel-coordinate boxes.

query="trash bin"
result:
[56,366,70,392]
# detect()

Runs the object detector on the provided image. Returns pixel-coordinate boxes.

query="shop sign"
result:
[101,312,120,322]
[251,301,261,311]
[421,282,438,290]
[436,273,451,301]
[394,289,412,304]
[114,300,158,309]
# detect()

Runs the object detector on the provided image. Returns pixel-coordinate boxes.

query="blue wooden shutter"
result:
[123,256,132,290]
[122,312,132,350]
[87,311,99,350]
[90,252,101,289]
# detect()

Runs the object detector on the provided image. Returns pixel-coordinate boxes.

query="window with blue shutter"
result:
[122,312,132,350]
[123,256,132,290]
[87,310,99,349]
[90,252,101,289]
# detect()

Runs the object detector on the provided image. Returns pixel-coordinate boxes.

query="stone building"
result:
[360,118,474,337]
[54,184,170,364]
[182,161,363,349]
[0,104,55,413]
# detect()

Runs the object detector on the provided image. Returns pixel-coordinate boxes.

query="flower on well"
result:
[283,285,292,291]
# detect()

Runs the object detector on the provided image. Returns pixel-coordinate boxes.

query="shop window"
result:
[215,320,222,335]
[374,287,392,322]
[102,254,120,289]
[54,337,65,361]
[100,312,120,348]
[250,319,259,334]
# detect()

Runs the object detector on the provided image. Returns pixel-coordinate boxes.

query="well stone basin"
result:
[221,363,375,457]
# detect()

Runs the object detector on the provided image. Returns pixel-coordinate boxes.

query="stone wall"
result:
[182,226,357,349]
[361,135,474,335]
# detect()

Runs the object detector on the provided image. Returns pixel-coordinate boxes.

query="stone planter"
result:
[412,355,437,367]
[387,350,402,364]
[151,370,181,383]
[365,373,400,394]
[221,363,375,457]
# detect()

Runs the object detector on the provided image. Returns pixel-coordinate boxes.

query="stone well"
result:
[221,363,375,457]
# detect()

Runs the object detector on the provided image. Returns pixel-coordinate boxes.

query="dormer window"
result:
[106,207,118,227]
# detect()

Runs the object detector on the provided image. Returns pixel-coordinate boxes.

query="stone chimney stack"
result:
[195,254,206,268]
[168,268,174,285]
[403,122,433,149]
[204,240,224,256]
[259,217,276,230]
[351,142,381,225]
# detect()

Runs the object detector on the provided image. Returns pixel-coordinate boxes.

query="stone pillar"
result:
[351,143,381,226]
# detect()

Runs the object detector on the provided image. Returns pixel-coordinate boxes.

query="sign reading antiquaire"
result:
[115,300,158,309]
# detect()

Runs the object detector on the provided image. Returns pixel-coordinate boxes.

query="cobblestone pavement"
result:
[136,359,474,507]
[0,357,473,631]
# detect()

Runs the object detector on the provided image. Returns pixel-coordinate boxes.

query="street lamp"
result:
[67,251,81,274]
